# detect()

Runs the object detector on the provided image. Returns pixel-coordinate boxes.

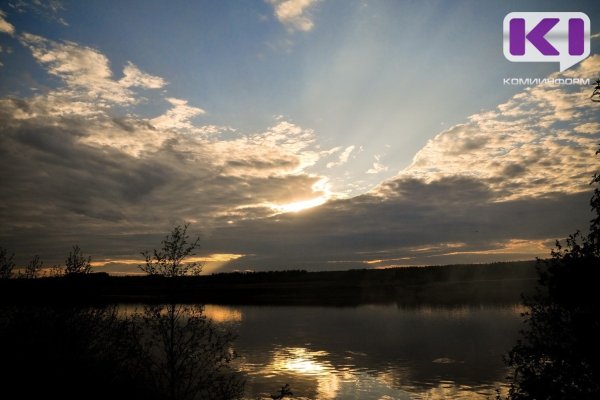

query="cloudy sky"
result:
[0,0,599,274]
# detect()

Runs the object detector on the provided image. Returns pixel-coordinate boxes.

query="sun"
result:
[271,178,332,213]
[273,196,327,213]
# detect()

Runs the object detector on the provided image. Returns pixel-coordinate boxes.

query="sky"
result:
[0,0,599,274]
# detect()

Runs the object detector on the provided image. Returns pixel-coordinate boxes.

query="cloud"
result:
[119,62,166,89]
[0,51,330,269]
[20,33,165,106]
[205,58,600,272]
[1,24,599,274]
[267,0,320,32]
[0,10,15,35]
[574,122,599,134]
[0,100,330,266]
[150,97,206,131]
[0,20,331,269]
[592,32,600,40]
[366,154,388,174]
[326,145,355,168]
[205,176,592,271]
[7,0,68,26]
[398,55,600,200]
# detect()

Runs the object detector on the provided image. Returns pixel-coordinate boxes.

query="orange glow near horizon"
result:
[89,253,244,275]
[436,238,552,257]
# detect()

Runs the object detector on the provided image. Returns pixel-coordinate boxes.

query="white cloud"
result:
[119,61,166,89]
[391,55,600,200]
[204,121,322,178]
[326,145,355,168]
[574,122,600,135]
[0,10,15,35]
[150,97,206,131]
[12,29,326,185]
[20,33,165,106]
[248,121,321,170]
[267,0,319,32]
[367,154,388,174]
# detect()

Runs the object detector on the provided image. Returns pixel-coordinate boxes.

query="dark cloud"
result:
[205,176,592,272]
[454,136,489,154]
[501,163,527,178]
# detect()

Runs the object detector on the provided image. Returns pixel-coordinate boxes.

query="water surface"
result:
[204,303,524,400]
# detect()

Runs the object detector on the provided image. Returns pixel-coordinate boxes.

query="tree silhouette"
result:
[0,247,15,279]
[65,245,92,274]
[23,254,43,279]
[506,147,600,399]
[132,303,243,400]
[139,223,202,277]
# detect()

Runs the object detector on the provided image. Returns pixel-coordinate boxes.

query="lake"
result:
[203,303,524,400]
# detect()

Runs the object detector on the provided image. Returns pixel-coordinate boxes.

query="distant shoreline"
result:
[0,260,540,307]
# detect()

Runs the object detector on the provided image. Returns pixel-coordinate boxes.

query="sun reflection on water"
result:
[214,304,521,400]
[203,305,243,323]
[240,346,412,400]
[266,347,340,399]
[272,347,330,375]
[237,337,511,400]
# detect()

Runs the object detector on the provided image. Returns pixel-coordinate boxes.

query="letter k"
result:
[510,18,560,56]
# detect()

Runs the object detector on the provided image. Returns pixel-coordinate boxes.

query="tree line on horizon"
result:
[0,223,203,279]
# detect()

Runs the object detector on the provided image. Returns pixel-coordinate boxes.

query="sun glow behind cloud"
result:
[272,196,328,213]
[270,177,332,213]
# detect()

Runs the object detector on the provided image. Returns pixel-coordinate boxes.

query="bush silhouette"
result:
[65,245,92,274]
[131,303,244,400]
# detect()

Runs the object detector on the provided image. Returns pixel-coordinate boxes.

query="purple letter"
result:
[510,17,559,56]
[569,18,584,55]
[509,18,526,55]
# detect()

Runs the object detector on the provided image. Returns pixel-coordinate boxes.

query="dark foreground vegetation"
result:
[0,303,244,400]
[0,261,539,306]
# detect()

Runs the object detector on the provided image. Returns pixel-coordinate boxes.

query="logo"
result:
[503,12,590,71]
